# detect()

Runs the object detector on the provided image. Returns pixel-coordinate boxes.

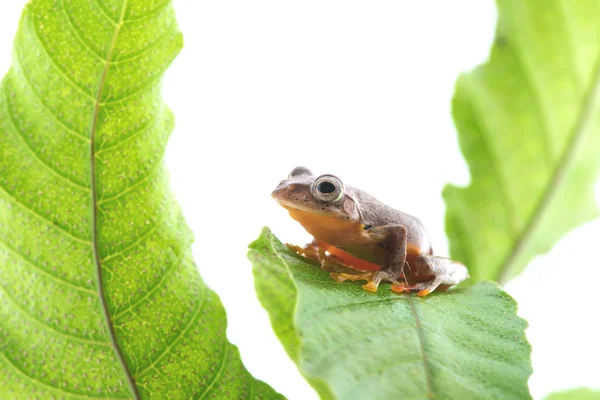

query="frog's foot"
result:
[286,243,308,255]
[391,255,470,296]
[391,280,444,297]
[330,270,398,293]
[287,242,333,269]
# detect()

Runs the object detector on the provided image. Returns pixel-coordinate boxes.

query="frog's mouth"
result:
[274,198,344,218]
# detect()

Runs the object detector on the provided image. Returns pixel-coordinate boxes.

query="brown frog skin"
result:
[272,166,469,296]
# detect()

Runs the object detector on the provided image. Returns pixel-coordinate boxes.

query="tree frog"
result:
[272,166,469,296]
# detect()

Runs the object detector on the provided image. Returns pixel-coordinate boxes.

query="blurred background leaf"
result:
[444,0,600,283]
[545,388,600,400]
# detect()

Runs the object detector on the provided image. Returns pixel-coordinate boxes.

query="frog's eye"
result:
[311,175,345,203]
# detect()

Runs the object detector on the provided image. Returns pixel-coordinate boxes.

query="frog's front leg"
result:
[332,224,408,292]
[392,255,469,296]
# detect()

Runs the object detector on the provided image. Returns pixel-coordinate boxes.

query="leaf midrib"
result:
[407,296,434,399]
[89,1,141,399]
[496,50,600,283]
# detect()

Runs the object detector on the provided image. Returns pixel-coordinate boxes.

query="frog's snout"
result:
[271,188,279,200]
[271,183,296,200]
[272,182,316,210]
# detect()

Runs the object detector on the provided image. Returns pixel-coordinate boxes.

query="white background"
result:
[1,1,599,399]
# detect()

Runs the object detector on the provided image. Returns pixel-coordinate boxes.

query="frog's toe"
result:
[330,271,374,283]
[330,270,391,293]
[330,272,349,282]
[417,277,446,296]
[360,271,391,293]
[362,280,379,293]
[391,279,443,296]
[391,282,409,293]
[287,243,315,261]
[288,242,334,269]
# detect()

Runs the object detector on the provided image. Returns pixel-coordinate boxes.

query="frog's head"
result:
[272,166,361,224]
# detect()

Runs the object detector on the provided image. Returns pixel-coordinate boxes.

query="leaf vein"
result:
[101,74,163,106]
[555,0,584,90]
[120,1,171,25]
[464,85,520,235]
[197,341,228,400]
[320,297,404,313]
[3,89,89,191]
[98,155,164,204]
[0,283,109,346]
[247,377,254,400]
[506,35,554,164]
[258,258,297,290]
[96,111,160,154]
[88,1,141,398]
[91,0,119,26]
[0,237,95,294]
[135,279,206,378]
[100,217,163,262]
[0,180,90,244]
[12,50,88,140]
[31,3,99,99]
[109,30,177,66]
[113,250,185,319]
[0,352,126,399]
[407,296,434,399]
[59,0,108,62]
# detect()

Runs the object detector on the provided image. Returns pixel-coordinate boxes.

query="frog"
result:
[272,166,469,296]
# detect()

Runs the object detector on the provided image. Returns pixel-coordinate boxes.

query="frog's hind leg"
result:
[332,224,409,293]
[392,255,469,296]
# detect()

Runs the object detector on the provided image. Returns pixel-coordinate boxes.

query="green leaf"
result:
[444,0,600,283]
[545,389,600,400]
[0,1,281,398]
[249,228,532,400]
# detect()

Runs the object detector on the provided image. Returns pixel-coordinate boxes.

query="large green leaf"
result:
[545,389,600,400]
[444,0,600,283]
[0,1,280,398]
[250,228,532,400]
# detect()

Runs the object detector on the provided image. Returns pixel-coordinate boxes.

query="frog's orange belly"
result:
[321,242,423,272]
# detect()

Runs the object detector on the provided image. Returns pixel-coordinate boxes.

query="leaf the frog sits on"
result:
[272,166,469,296]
